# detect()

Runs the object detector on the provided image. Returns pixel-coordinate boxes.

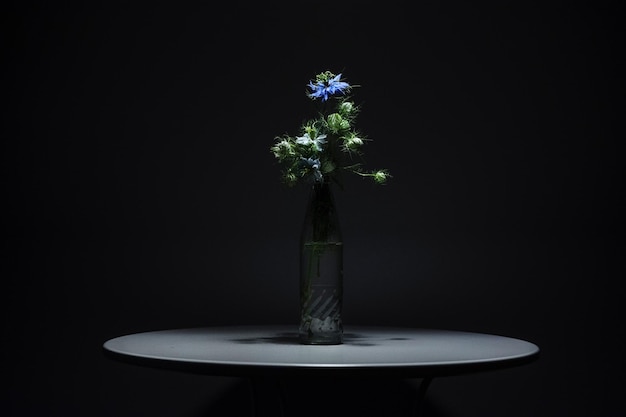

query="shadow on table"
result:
[230,331,410,347]
[196,378,449,417]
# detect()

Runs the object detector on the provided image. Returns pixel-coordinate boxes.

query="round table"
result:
[103,325,540,416]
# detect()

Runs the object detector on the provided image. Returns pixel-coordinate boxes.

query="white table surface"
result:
[103,325,540,378]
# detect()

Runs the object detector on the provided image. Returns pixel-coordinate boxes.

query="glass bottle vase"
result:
[298,181,344,345]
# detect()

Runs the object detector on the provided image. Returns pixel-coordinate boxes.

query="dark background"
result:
[3,1,624,416]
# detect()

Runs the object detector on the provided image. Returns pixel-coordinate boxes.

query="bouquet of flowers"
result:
[270,71,390,188]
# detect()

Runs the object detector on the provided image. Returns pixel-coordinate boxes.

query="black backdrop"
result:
[3,1,624,416]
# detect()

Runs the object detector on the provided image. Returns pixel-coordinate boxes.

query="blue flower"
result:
[308,73,351,102]
[301,157,323,182]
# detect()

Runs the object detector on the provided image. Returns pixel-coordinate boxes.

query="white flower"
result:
[295,132,327,152]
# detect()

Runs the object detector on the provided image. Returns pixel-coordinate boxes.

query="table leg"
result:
[250,376,432,416]
[412,377,433,417]
[250,377,285,417]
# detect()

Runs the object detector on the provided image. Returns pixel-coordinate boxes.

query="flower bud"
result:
[373,170,390,184]
[343,136,364,152]
[339,101,354,115]
[326,113,343,132]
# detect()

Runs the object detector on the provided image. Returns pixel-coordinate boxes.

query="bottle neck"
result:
[304,180,341,243]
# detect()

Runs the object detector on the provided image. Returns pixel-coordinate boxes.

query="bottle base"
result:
[298,334,343,345]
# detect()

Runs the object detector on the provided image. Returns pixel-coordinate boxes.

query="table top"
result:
[102,325,540,378]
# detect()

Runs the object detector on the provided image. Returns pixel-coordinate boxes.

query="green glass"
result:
[298,181,344,345]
